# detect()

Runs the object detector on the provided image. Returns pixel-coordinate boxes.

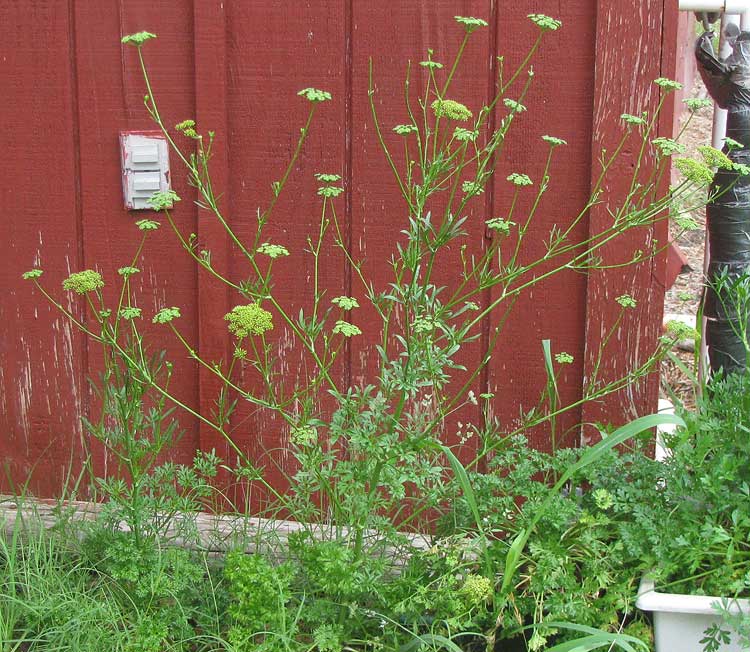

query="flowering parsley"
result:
[318,186,344,198]
[665,319,698,341]
[555,352,574,364]
[148,190,180,211]
[257,243,290,258]
[654,77,682,91]
[528,14,562,31]
[290,425,317,447]
[454,16,488,33]
[393,124,418,135]
[725,137,743,151]
[485,218,515,235]
[63,270,104,294]
[119,307,142,320]
[674,158,714,186]
[297,88,332,102]
[332,320,362,337]
[121,32,157,46]
[118,266,140,277]
[621,113,647,126]
[153,307,181,324]
[461,574,493,605]
[652,137,686,157]
[462,180,484,196]
[224,304,273,337]
[315,172,342,183]
[136,219,160,231]
[431,99,472,121]
[506,172,532,187]
[683,97,712,112]
[593,488,614,510]
[698,145,733,170]
[453,127,478,142]
[542,135,567,146]
[22,269,43,280]
[615,294,637,308]
[331,296,359,310]
[503,98,526,113]
[419,60,444,69]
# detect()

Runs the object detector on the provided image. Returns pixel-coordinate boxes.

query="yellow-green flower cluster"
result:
[652,137,686,157]
[674,158,714,186]
[175,119,199,139]
[257,242,290,259]
[331,296,359,310]
[298,88,332,103]
[506,173,532,187]
[431,99,472,121]
[22,269,43,280]
[153,306,181,324]
[454,16,488,33]
[453,127,478,142]
[528,14,561,31]
[394,124,418,136]
[461,574,493,606]
[542,135,567,147]
[121,31,157,46]
[593,488,614,510]
[332,320,361,337]
[615,294,637,309]
[654,77,682,92]
[63,270,104,294]
[225,304,273,338]
[485,218,515,236]
[698,145,733,170]
[290,425,317,447]
[555,352,574,364]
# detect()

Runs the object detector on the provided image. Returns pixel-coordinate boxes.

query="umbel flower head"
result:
[431,99,472,121]
[225,304,273,338]
[62,270,104,294]
[121,31,157,47]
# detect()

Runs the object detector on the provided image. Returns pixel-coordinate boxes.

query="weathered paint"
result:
[1,1,679,506]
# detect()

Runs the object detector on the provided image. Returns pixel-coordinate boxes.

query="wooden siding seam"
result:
[67,0,90,431]
[344,0,354,391]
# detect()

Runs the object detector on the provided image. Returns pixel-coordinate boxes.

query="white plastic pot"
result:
[636,577,750,652]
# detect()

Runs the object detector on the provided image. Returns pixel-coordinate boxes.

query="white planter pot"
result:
[636,577,750,652]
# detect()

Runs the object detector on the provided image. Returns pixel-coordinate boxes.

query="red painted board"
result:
[0,3,86,496]
[581,0,671,436]
[485,2,596,454]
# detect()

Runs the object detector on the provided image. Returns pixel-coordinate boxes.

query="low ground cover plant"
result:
[5,12,735,652]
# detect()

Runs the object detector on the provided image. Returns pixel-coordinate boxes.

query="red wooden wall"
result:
[1,0,680,504]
